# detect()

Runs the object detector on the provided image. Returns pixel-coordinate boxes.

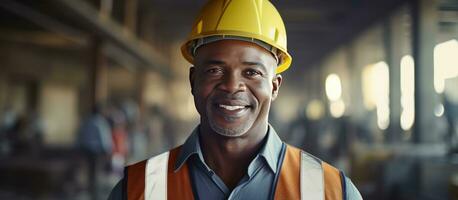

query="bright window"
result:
[325,73,345,118]
[400,55,415,131]
[362,61,390,130]
[434,39,458,93]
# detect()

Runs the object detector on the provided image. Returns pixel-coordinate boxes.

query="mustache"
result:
[209,93,252,105]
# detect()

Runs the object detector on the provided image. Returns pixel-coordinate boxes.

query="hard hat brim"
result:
[181,31,292,74]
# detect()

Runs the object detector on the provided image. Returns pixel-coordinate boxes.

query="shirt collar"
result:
[258,125,283,173]
[174,126,202,172]
[174,124,283,173]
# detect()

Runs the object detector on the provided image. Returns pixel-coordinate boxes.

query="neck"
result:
[198,122,268,189]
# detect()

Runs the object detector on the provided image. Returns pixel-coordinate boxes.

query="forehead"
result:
[194,40,277,68]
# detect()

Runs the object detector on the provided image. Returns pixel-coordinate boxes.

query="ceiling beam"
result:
[0,29,87,48]
[52,0,170,77]
[0,1,86,43]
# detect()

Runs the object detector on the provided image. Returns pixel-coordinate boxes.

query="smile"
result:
[213,103,251,119]
[218,104,247,111]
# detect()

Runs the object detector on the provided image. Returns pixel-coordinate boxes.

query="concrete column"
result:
[412,0,440,143]
[347,43,365,123]
[0,55,8,109]
[89,38,108,107]
[0,73,7,110]
[386,8,405,142]
[99,0,113,19]
[124,0,138,34]
[136,69,146,121]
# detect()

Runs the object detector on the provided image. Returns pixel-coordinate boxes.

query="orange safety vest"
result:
[124,144,345,200]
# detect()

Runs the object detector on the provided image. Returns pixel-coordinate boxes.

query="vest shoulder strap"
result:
[125,146,194,200]
[300,149,325,200]
[274,144,301,199]
[323,161,344,200]
[125,151,169,200]
[126,160,147,200]
[167,146,194,200]
[144,151,169,199]
[274,145,344,200]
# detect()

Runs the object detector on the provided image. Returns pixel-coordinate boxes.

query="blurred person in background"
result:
[109,0,362,199]
[109,108,129,177]
[128,119,148,165]
[144,105,170,156]
[117,100,149,165]
[76,103,112,200]
[443,94,458,153]
[0,105,17,156]
[2,108,44,155]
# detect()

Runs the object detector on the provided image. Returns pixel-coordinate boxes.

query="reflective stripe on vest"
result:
[126,145,343,200]
[144,151,168,199]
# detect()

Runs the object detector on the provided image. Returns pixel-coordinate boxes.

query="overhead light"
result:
[325,74,342,102]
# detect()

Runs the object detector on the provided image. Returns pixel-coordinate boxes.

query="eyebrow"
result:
[202,60,226,66]
[201,60,269,72]
[243,61,268,72]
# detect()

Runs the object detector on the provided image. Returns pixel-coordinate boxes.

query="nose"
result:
[217,72,246,93]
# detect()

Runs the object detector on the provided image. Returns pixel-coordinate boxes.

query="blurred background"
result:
[0,0,457,199]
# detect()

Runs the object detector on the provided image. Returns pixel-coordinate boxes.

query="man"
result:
[77,104,112,200]
[109,0,362,199]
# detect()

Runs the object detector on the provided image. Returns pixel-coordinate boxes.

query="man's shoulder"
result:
[126,145,183,169]
[126,159,148,170]
[284,143,324,164]
[282,143,363,199]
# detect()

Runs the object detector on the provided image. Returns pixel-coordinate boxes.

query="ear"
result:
[271,74,282,101]
[189,66,196,95]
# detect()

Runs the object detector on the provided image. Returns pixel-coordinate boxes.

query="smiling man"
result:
[109,0,362,199]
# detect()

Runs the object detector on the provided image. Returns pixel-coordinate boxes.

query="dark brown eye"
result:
[245,69,262,77]
[206,67,223,75]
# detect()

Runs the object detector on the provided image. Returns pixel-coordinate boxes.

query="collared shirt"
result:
[174,125,283,200]
[108,125,363,200]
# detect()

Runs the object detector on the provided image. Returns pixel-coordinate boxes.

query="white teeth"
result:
[219,105,245,111]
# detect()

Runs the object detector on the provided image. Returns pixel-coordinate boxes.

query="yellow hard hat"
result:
[181,0,292,74]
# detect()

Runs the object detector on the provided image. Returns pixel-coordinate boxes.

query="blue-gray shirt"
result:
[108,125,362,200]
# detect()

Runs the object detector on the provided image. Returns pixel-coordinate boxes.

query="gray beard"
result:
[207,113,250,138]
